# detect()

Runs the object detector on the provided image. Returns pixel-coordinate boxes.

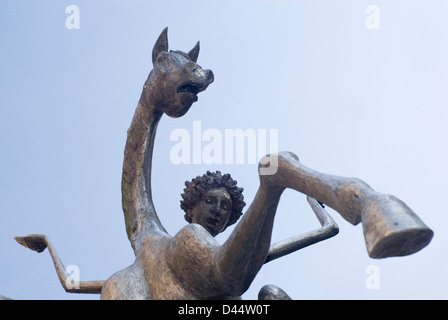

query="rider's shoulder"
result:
[172,223,219,248]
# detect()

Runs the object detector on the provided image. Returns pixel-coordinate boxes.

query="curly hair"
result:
[180,171,246,231]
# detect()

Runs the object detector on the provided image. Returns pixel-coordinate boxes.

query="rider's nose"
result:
[210,206,221,217]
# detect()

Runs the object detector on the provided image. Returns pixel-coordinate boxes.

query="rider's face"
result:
[189,187,233,237]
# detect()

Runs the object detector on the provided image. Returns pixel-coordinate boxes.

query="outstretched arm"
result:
[265,196,339,263]
[15,234,104,294]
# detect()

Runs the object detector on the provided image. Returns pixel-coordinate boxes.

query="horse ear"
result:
[187,41,200,63]
[152,27,169,64]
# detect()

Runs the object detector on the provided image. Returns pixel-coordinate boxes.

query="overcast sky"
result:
[1,1,447,300]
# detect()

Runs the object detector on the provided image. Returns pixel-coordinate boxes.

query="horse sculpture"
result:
[16,28,433,299]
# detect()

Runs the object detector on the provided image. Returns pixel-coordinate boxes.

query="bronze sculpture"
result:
[16,28,433,299]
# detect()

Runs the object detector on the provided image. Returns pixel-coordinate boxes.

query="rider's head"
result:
[180,171,245,237]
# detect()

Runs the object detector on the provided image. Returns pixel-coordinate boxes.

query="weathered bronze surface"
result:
[16,28,433,299]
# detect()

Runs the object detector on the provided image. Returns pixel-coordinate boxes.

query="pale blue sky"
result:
[1,1,447,299]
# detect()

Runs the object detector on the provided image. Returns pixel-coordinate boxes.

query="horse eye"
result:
[184,61,197,72]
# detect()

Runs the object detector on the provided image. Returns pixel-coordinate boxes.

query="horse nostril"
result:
[206,70,214,84]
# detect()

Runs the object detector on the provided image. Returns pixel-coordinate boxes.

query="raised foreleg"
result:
[259,152,433,258]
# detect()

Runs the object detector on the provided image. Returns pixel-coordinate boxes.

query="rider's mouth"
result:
[206,217,220,227]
